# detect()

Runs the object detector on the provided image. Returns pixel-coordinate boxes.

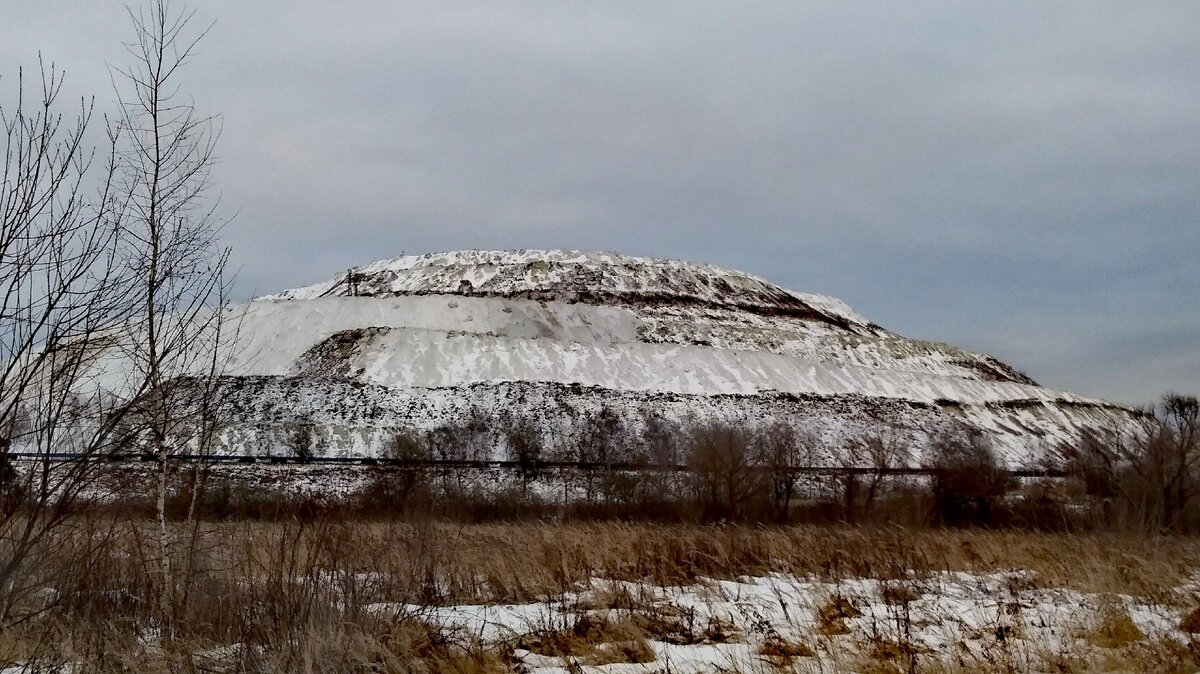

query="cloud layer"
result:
[4,2,1197,405]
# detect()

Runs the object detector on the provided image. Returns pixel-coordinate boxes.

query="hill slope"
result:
[164,249,1129,466]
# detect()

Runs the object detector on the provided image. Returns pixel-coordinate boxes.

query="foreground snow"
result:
[8,569,1196,673]
[364,571,1197,673]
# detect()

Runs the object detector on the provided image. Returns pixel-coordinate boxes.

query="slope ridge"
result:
[263,249,871,328]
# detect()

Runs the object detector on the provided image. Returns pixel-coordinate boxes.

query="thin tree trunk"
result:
[157,455,172,632]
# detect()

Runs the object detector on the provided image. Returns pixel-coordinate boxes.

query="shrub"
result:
[688,423,767,521]
[924,429,1012,527]
[283,421,316,462]
[363,430,432,512]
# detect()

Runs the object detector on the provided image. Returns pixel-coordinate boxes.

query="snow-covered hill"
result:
[144,248,1128,467]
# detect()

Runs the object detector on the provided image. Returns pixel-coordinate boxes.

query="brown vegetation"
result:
[758,635,815,662]
[817,595,861,636]
[517,614,655,666]
[1065,393,1200,532]
[0,509,1196,671]
[1084,602,1145,649]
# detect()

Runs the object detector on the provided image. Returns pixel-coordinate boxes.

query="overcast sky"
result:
[4,2,1198,406]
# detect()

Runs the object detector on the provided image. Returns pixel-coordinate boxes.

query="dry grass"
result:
[1,515,1199,671]
[1083,601,1145,648]
[758,636,815,663]
[1181,605,1200,633]
[817,595,861,636]
[867,636,928,662]
[880,581,922,606]
[517,614,655,665]
[289,521,1200,602]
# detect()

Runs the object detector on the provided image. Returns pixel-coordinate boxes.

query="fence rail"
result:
[4,452,1068,478]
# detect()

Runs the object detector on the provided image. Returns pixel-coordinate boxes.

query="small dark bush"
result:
[924,429,1012,527]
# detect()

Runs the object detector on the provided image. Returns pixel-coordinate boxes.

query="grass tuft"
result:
[1180,606,1200,633]
[759,636,815,663]
[518,614,656,666]
[1085,602,1145,648]
[817,595,861,635]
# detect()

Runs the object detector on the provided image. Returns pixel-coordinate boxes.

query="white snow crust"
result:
[227,296,1067,404]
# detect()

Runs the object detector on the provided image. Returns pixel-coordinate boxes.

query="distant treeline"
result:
[88,392,1193,533]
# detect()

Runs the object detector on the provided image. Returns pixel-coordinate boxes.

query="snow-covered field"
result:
[388,572,1198,672]
[203,571,1198,673]
[15,569,1190,672]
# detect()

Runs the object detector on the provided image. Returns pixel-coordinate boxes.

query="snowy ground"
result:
[7,566,1197,672]
[357,571,1198,673]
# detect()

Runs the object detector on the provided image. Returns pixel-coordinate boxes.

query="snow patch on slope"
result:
[221,296,1084,406]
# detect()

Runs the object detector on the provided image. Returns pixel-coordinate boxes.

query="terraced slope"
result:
[163,249,1128,466]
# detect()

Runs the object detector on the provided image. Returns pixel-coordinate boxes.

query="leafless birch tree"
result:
[110,0,233,633]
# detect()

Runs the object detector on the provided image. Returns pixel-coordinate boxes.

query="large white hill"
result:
[121,248,1127,466]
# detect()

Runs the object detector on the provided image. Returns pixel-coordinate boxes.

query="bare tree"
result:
[426,409,493,496]
[0,0,233,634]
[758,420,818,523]
[1062,428,1119,502]
[847,425,911,518]
[368,429,432,509]
[643,412,681,468]
[1157,393,1200,529]
[0,59,139,625]
[503,414,543,496]
[689,423,765,520]
[283,420,315,462]
[574,407,626,467]
[1065,394,1200,531]
[110,0,232,633]
[924,429,1011,527]
[426,423,461,463]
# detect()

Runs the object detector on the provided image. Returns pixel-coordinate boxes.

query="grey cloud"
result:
[3,1,1197,406]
